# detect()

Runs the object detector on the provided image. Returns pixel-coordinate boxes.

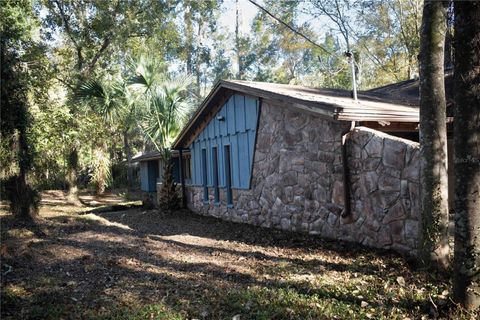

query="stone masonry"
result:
[185,101,420,255]
[346,127,420,254]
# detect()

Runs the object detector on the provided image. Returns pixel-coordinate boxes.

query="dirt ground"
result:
[0,191,476,319]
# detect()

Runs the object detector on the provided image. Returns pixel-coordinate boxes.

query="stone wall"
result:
[347,127,420,254]
[185,101,421,255]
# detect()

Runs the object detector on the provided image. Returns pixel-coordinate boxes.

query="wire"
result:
[247,0,334,56]
[247,0,359,98]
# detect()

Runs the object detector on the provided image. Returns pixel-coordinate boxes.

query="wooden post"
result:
[178,148,187,208]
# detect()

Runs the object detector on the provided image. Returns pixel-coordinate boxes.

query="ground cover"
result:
[0,191,476,319]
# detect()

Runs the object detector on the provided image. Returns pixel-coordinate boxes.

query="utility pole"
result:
[345,51,358,101]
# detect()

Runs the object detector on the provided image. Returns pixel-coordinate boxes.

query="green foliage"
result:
[0,0,45,218]
[5,0,430,197]
[75,54,191,205]
[89,144,112,194]
[0,0,36,178]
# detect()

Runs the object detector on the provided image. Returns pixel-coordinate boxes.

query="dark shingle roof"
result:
[366,72,454,107]
[222,80,420,122]
[131,150,162,162]
[173,79,433,148]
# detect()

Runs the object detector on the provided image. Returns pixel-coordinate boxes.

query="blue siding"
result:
[147,160,159,192]
[140,160,159,192]
[189,94,259,189]
[140,162,149,191]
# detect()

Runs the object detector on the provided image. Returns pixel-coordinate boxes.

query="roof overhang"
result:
[131,149,190,163]
[173,80,421,149]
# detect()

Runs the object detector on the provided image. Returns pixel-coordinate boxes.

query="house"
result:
[141,78,451,255]
[168,79,433,255]
[132,149,191,192]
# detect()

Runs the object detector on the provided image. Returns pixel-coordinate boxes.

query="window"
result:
[183,154,192,180]
[202,149,208,203]
[224,145,233,206]
[212,147,220,204]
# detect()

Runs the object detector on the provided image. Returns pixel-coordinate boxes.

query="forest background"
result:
[1,0,429,195]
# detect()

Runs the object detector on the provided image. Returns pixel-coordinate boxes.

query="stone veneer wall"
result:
[185,101,420,255]
[346,127,420,254]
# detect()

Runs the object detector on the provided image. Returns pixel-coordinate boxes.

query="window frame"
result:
[201,148,208,203]
[183,154,192,181]
[212,146,220,205]
[224,144,233,207]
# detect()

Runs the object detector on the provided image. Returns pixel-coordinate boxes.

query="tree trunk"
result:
[194,20,203,99]
[11,128,39,221]
[158,149,179,211]
[235,0,243,80]
[66,148,81,206]
[453,1,480,309]
[418,0,450,269]
[123,130,133,190]
[184,2,193,75]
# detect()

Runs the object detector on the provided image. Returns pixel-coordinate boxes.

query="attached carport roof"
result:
[131,149,190,162]
[173,79,421,148]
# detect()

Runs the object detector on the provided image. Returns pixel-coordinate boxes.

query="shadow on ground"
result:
[0,192,461,319]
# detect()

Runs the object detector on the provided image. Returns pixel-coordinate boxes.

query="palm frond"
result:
[75,79,109,103]
[75,78,130,124]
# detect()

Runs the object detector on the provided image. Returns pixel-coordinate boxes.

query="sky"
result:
[218,0,258,35]
[218,0,340,44]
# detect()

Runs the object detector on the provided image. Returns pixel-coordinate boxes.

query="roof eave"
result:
[172,80,226,149]
[173,80,340,148]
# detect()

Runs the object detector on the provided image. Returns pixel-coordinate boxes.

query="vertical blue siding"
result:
[140,160,159,192]
[140,162,148,191]
[147,160,159,192]
[189,94,259,189]
[227,98,235,135]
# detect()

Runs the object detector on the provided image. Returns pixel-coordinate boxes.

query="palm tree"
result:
[75,78,133,193]
[128,57,192,209]
[76,55,192,207]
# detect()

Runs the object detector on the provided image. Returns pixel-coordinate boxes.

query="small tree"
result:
[0,0,40,220]
[76,56,192,208]
[75,78,132,193]
[131,61,192,210]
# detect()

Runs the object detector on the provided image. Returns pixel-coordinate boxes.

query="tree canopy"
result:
[1,0,430,194]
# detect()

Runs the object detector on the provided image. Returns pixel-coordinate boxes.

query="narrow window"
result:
[212,147,220,204]
[202,149,208,203]
[183,154,192,180]
[224,145,233,206]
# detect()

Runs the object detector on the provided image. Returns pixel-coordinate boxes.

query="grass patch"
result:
[221,286,371,319]
[219,285,452,320]
[4,302,184,320]
[5,228,35,239]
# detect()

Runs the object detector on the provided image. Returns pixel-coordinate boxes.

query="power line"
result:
[247,0,334,56]
[247,0,359,100]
